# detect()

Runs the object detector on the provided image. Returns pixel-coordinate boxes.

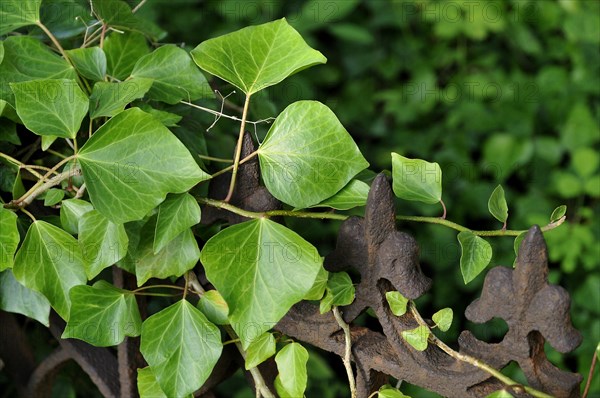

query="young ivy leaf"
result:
[89,78,153,119]
[258,101,369,209]
[201,218,322,348]
[401,325,430,351]
[378,385,412,398]
[385,291,409,316]
[140,300,222,398]
[320,271,355,313]
[303,265,329,301]
[458,231,493,284]
[0,207,19,271]
[309,179,370,210]
[103,32,150,80]
[488,185,508,225]
[191,18,326,95]
[274,342,309,398]
[0,269,50,326]
[391,153,442,204]
[65,47,107,82]
[550,205,567,223]
[432,308,453,332]
[245,332,276,370]
[43,188,64,206]
[62,281,142,346]
[0,0,41,36]
[197,290,229,326]
[153,193,201,254]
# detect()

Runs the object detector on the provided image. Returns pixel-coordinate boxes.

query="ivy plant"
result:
[0,1,575,397]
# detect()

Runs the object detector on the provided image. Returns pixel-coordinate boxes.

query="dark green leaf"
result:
[191,18,326,95]
[153,193,201,254]
[92,0,163,40]
[12,221,87,319]
[458,231,492,284]
[0,269,50,326]
[43,188,64,206]
[385,291,408,316]
[274,342,309,398]
[78,210,128,279]
[245,332,276,370]
[0,207,19,271]
[66,47,107,81]
[201,218,322,348]
[136,104,182,127]
[89,78,153,119]
[487,185,508,224]
[131,45,211,104]
[391,153,442,204]
[78,108,210,223]
[0,0,41,35]
[432,308,453,332]
[258,101,369,208]
[197,290,229,325]
[60,199,94,235]
[62,281,141,346]
[103,31,150,80]
[401,325,430,351]
[140,300,222,397]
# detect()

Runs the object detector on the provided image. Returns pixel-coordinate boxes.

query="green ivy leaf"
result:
[550,205,567,223]
[485,390,514,398]
[140,300,222,398]
[43,188,64,206]
[401,325,430,351]
[0,36,76,104]
[12,221,87,319]
[0,269,50,326]
[391,153,442,204]
[191,18,326,95]
[153,193,201,254]
[126,215,200,286]
[513,231,527,260]
[303,265,328,300]
[62,281,141,346]
[10,79,89,138]
[245,332,276,370]
[487,185,508,224]
[274,342,309,398]
[103,31,150,80]
[378,385,412,398]
[197,290,229,326]
[201,218,322,348]
[432,308,453,332]
[320,271,355,313]
[78,210,128,279]
[60,199,94,235]
[458,231,492,284]
[0,207,19,271]
[0,0,41,36]
[131,45,211,104]
[310,179,370,210]
[78,108,210,224]
[137,367,167,398]
[65,47,107,81]
[258,101,369,209]
[385,291,408,316]
[89,78,153,119]
[136,104,182,127]
[92,0,163,40]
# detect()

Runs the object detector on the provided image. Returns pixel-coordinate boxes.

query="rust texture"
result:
[0,136,582,397]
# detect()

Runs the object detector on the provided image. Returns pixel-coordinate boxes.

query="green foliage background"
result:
[0,0,598,396]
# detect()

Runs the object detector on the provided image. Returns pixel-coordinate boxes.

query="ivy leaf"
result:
[60,199,94,235]
[258,101,369,209]
[309,179,370,210]
[201,218,322,348]
[41,135,57,151]
[0,207,19,271]
[550,205,567,223]
[12,221,87,319]
[78,108,210,224]
[245,332,276,370]
[0,269,50,326]
[0,36,76,104]
[432,308,453,332]
[378,386,412,398]
[10,79,89,138]
[320,271,355,314]
[62,281,141,346]
[458,231,492,284]
[103,31,150,80]
[92,0,163,41]
[488,185,508,224]
[303,265,328,300]
[78,210,128,279]
[391,153,442,204]
[197,290,229,326]
[131,45,211,104]
[137,367,193,398]
[89,78,153,119]
[274,342,309,398]
[126,215,200,286]
[191,18,326,95]
[136,104,182,127]
[401,325,430,351]
[385,291,409,316]
[43,188,64,206]
[513,231,527,258]
[485,390,514,398]
[0,0,41,36]
[65,47,107,81]
[153,193,201,254]
[140,300,222,398]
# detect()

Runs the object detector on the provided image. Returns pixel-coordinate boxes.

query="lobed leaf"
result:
[385,291,409,316]
[103,32,150,80]
[432,308,453,332]
[0,0,41,36]
[66,47,107,81]
[401,325,430,351]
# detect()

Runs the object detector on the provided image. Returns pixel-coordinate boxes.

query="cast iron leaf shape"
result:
[460,226,583,397]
